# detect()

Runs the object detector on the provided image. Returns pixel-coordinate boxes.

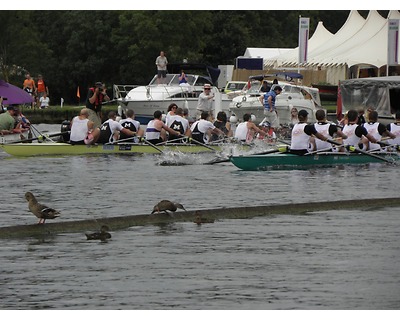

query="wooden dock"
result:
[1,197,400,239]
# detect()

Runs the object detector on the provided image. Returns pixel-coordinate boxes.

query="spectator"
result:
[36,74,49,108]
[86,81,110,129]
[22,73,36,109]
[39,92,50,109]
[196,84,215,120]
[155,51,168,84]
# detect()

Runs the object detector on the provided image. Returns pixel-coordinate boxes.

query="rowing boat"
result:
[0,142,227,157]
[230,151,400,171]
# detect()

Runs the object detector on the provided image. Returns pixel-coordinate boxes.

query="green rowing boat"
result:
[230,151,400,171]
[0,142,223,157]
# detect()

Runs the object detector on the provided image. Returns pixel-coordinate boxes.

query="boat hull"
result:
[230,152,399,171]
[0,142,224,157]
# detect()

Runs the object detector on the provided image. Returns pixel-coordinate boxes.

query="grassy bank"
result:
[21,104,119,124]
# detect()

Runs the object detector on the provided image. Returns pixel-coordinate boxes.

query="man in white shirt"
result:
[196,84,215,120]
[155,51,168,84]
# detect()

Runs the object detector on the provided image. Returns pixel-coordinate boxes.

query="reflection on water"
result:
[0,124,400,309]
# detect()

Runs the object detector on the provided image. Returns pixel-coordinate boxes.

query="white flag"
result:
[298,17,310,64]
[388,19,399,65]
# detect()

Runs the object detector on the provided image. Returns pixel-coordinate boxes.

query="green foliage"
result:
[0,10,350,105]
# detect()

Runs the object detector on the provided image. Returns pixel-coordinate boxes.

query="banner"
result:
[298,17,310,64]
[77,86,81,98]
[388,19,399,65]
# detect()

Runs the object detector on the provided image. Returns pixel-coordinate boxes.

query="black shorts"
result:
[70,140,85,145]
[157,70,167,78]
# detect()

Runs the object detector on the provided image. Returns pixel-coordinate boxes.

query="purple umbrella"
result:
[0,80,34,105]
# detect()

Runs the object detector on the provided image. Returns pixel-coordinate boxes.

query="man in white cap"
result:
[196,83,215,120]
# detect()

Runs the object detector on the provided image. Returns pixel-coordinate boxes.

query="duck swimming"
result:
[25,192,61,224]
[151,200,186,214]
[85,225,112,241]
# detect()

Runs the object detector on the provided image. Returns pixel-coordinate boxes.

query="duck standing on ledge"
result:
[151,200,186,214]
[25,192,61,224]
[85,225,112,242]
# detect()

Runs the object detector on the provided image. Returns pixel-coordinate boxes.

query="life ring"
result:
[236,102,242,108]
[242,96,247,102]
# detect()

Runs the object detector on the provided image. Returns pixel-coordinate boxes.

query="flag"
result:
[388,19,399,65]
[77,86,80,98]
[298,17,310,64]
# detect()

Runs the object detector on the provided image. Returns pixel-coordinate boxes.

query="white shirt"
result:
[197,91,214,112]
[70,116,89,141]
[40,96,49,107]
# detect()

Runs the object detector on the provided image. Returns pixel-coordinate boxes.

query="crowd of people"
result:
[22,73,50,109]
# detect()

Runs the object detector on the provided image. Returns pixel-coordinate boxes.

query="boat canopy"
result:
[339,76,400,117]
[249,72,303,82]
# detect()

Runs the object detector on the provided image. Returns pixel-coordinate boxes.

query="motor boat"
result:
[229,73,323,125]
[114,63,232,124]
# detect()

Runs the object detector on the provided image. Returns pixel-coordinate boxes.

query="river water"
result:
[0,124,399,311]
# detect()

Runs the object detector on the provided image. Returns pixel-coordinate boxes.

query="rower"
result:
[362,110,395,151]
[310,109,347,152]
[290,109,329,155]
[342,109,379,151]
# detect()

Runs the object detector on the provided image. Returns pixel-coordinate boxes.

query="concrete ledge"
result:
[1,197,399,239]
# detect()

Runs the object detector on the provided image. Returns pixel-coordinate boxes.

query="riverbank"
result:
[20,104,119,124]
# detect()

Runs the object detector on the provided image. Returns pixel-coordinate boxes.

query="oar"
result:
[188,137,219,152]
[155,136,187,145]
[204,146,289,165]
[3,131,69,145]
[304,144,345,156]
[346,145,397,164]
[30,124,56,142]
[140,138,164,153]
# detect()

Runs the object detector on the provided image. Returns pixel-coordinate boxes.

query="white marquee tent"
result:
[249,10,400,84]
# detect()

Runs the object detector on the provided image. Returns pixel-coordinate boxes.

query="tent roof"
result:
[243,47,294,60]
[264,20,334,67]
[263,10,400,69]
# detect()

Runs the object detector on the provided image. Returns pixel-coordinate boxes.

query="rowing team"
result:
[289,109,399,155]
[69,107,239,146]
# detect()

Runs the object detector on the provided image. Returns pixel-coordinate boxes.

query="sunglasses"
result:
[205,88,211,90]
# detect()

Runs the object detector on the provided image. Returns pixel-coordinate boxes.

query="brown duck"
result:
[85,225,112,241]
[25,192,61,224]
[151,200,186,214]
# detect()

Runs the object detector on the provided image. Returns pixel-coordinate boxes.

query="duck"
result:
[25,192,61,224]
[85,225,112,241]
[194,211,215,225]
[151,200,186,214]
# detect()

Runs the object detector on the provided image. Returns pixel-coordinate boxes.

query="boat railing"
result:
[113,84,139,99]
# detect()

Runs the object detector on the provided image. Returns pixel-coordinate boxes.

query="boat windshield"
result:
[148,74,197,86]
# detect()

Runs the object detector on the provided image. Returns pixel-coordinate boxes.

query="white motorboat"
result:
[114,64,232,124]
[229,73,323,125]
